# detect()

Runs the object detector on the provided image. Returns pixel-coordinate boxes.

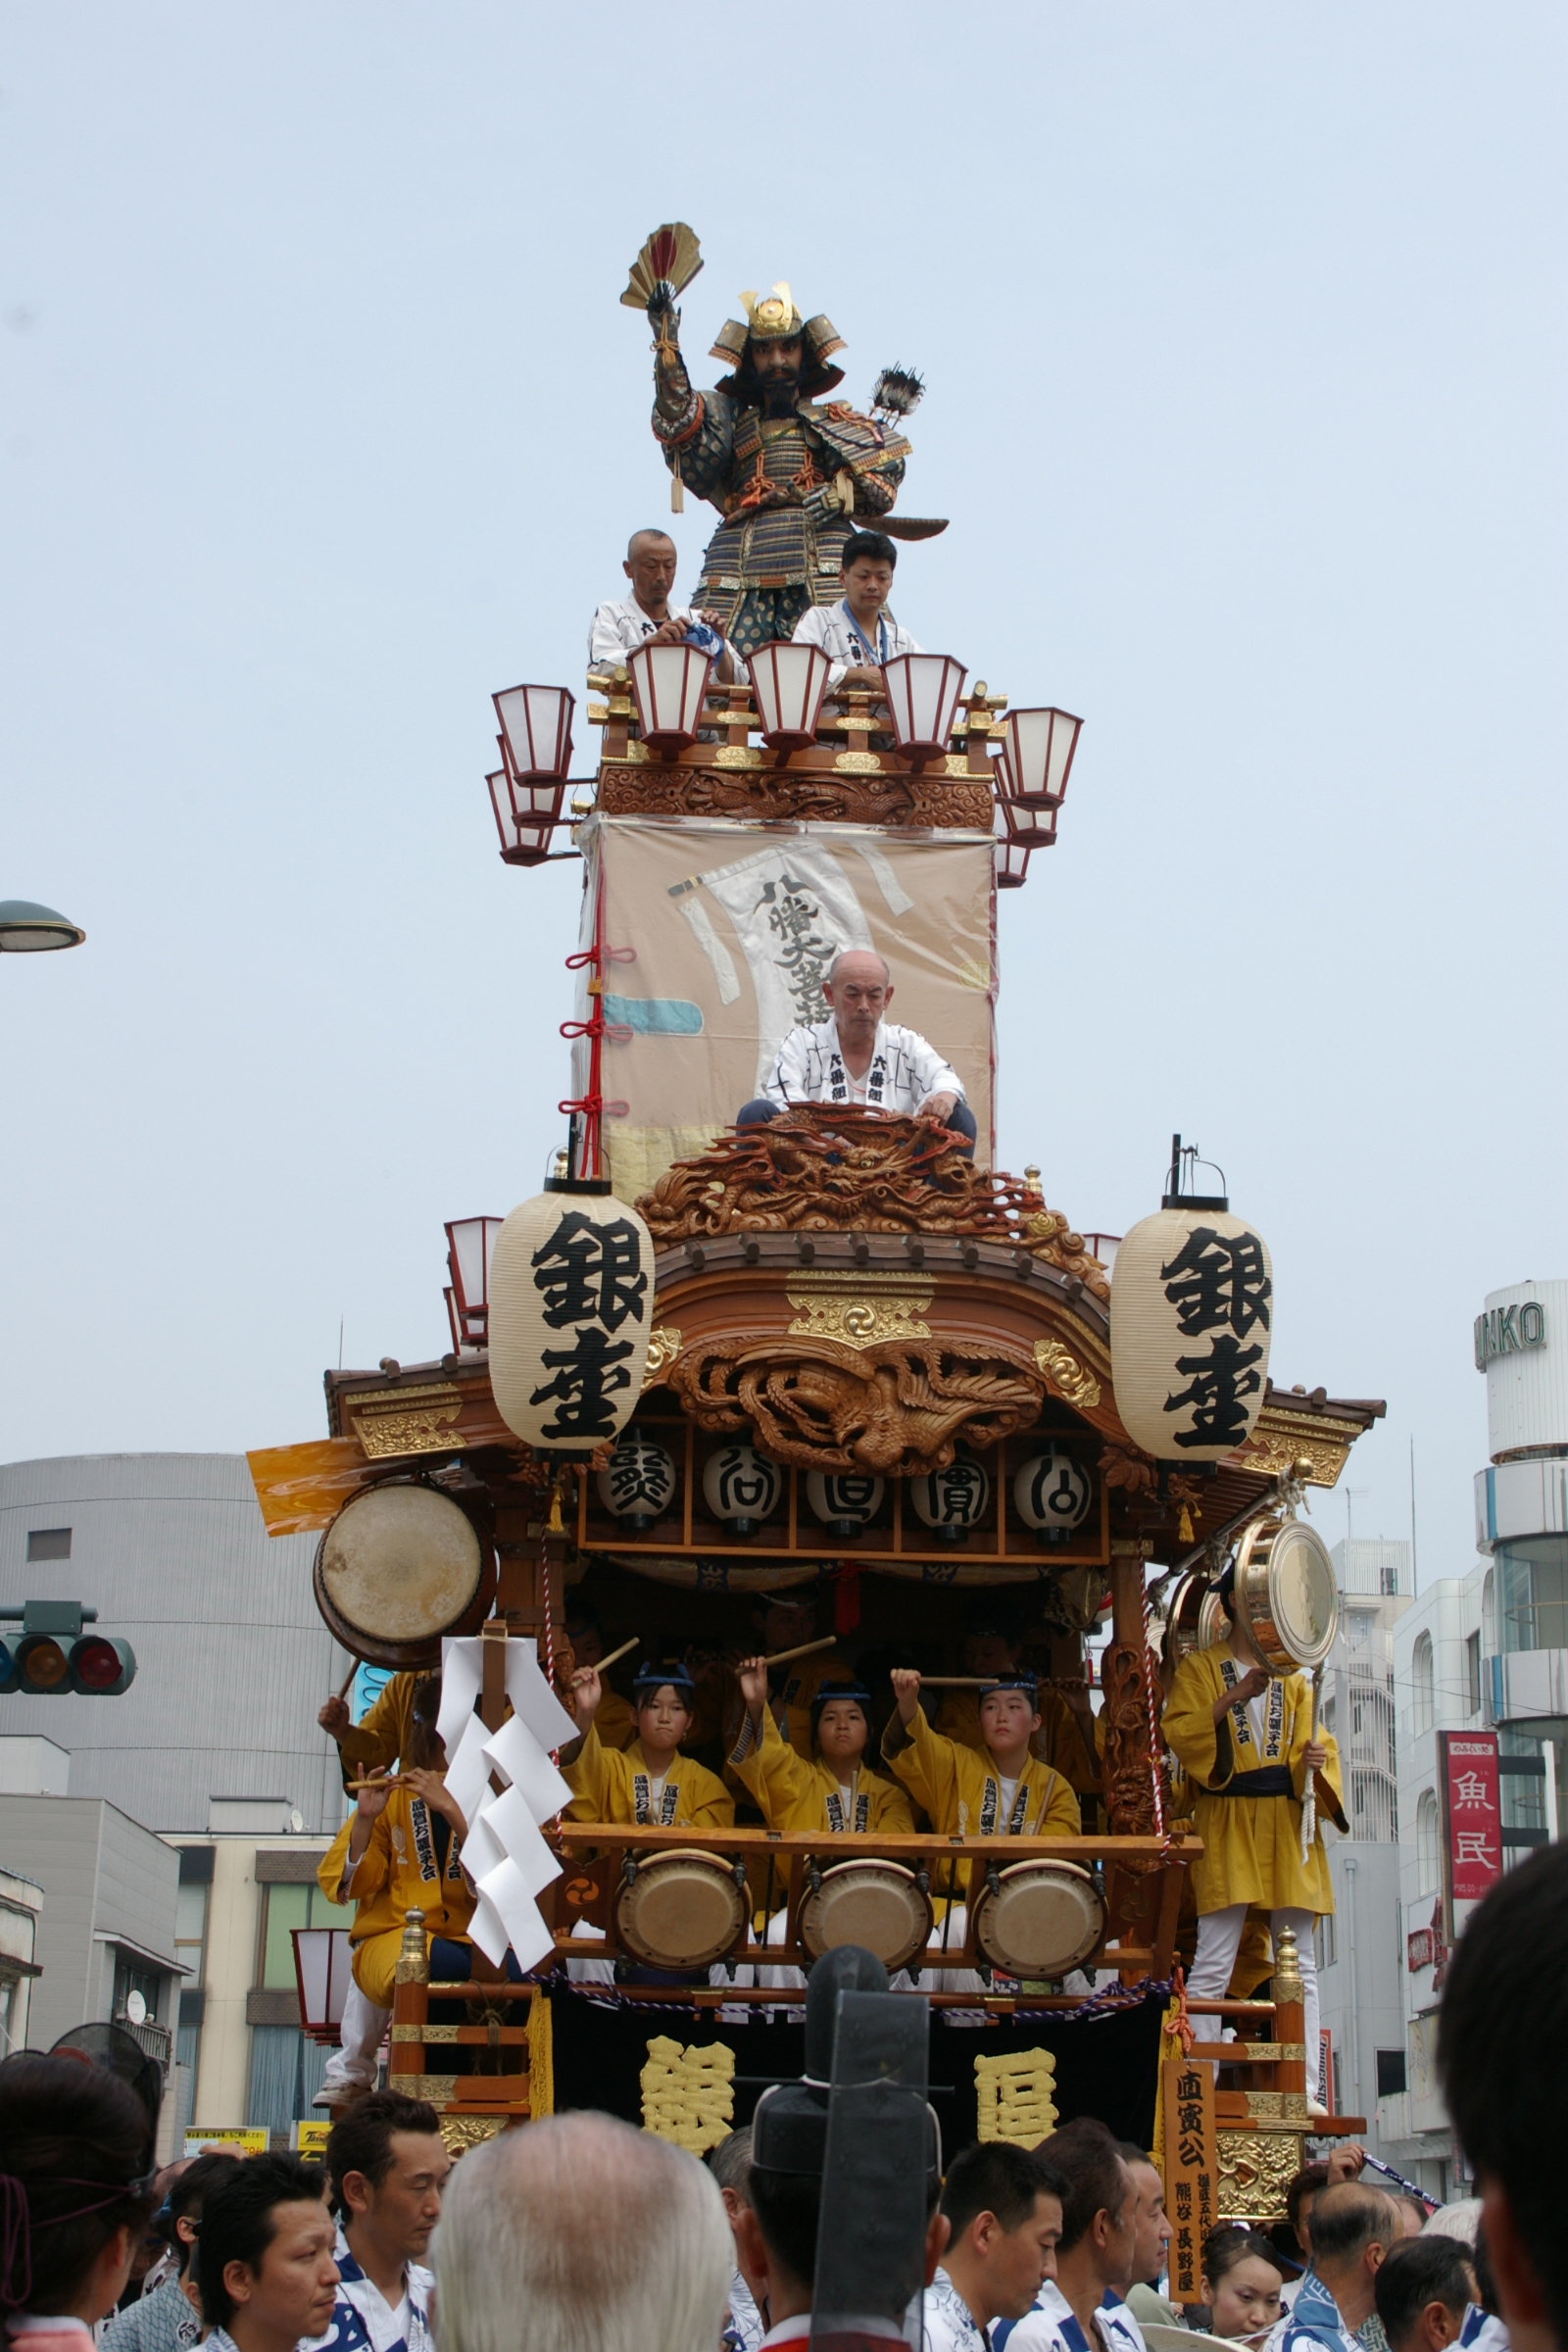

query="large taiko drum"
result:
[798,1860,933,1974]
[1161,1569,1229,1672]
[613,1849,749,1970]
[313,1482,497,1670]
[972,1859,1104,1979]
[1230,1516,1340,1673]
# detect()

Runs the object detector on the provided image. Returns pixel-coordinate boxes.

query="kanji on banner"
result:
[1440,1730,1502,1917]
[1160,2054,1217,2303]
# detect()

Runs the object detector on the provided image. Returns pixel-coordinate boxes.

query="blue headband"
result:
[978,1674,1038,1699]
[809,1680,872,1730]
[632,1662,697,1702]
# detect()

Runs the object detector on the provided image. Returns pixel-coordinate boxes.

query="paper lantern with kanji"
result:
[1109,1207,1273,1463]
[1012,1448,1093,1542]
[909,1453,991,1543]
[701,1445,783,1535]
[487,1188,655,1453]
[597,1430,678,1533]
[806,1470,885,1541]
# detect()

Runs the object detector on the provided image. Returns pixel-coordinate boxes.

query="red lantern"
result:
[493,684,574,781]
[749,641,831,748]
[488,768,566,867]
[1000,707,1083,809]
[626,641,715,753]
[445,1215,504,1351]
[881,652,967,756]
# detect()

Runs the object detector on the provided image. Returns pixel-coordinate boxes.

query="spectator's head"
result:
[939,2142,1068,2324]
[132,2162,190,2283]
[1396,2196,1433,2240]
[565,1599,607,1672]
[1439,1838,1568,2352]
[325,2090,449,2268]
[1200,2227,1286,2338]
[960,1602,1025,1683]
[1035,2119,1136,2291]
[623,530,678,611]
[708,2126,754,2222]
[1305,2186,1401,2330]
[755,1592,817,1657]
[193,2153,337,2345]
[1373,2235,1478,2352]
[1288,2161,1331,2256]
[436,2112,730,2352]
[407,1673,446,1771]
[838,533,897,617]
[0,2052,159,2323]
[1114,2143,1174,2289]
[165,2152,248,2282]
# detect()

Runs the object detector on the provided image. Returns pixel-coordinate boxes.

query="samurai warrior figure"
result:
[646,278,913,657]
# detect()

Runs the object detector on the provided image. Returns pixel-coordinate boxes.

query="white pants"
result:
[1188,1904,1320,2097]
[318,1979,389,2095]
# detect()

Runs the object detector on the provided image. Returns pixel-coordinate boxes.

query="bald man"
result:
[588,528,739,680]
[737,947,977,1153]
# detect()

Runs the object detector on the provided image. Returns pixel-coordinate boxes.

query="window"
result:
[1417,1788,1441,1892]
[1483,1570,1496,1657]
[258,1884,353,1990]
[112,1956,161,2025]
[1466,1631,1482,1718]
[1381,1564,1399,1596]
[1376,2048,1407,2097]
[1332,2050,1343,2114]
[1315,1914,1337,1970]
[1412,1633,1434,1734]
[174,1883,209,1988]
[25,1528,71,1562]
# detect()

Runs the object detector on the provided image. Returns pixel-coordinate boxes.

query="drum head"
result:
[974,1859,1103,1979]
[614,1850,747,1970]
[799,1860,932,1973]
[1267,1520,1340,1668]
[314,1483,494,1670]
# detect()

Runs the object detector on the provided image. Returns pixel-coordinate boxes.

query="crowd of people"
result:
[0,1838,1560,2352]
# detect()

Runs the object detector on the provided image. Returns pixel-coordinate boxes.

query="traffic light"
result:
[0,1602,136,1695]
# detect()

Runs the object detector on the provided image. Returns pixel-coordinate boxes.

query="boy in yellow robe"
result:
[320,1677,475,2011]
[884,1666,1081,1983]
[564,1597,637,1750]
[1162,1563,1348,2113]
[563,1659,735,1984]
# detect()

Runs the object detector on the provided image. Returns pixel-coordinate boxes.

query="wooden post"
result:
[1271,1924,1310,2115]
[390,1908,429,2089]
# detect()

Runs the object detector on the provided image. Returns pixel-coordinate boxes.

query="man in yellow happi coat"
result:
[1162,1563,1347,2113]
[320,1680,476,2012]
[884,1667,1081,1983]
[318,1670,416,1785]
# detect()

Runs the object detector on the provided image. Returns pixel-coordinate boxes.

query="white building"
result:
[1378,1277,1566,2197]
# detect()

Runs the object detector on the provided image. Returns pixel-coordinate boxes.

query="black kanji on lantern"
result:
[530,1211,648,1332]
[1158,1226,1271,1339]
[1164,1334,1265,1448]
[528,1325,636,1439]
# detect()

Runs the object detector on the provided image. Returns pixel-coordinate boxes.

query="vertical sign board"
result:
[1439,1730,1502,1940]
[1161,2055,1217,2302]
[1317,2029,1332,2114]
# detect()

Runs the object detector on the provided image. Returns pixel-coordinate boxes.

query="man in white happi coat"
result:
[588,526,741,679]
[791,528,920,692]
[738,946,977,1152]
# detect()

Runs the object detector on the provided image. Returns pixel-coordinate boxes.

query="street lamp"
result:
[0,900,85,953]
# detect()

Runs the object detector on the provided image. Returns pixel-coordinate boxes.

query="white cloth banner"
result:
[678,841,876,1093]
[439,1634,575,1983]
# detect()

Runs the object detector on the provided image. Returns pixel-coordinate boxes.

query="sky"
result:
[1,4,1563,1587]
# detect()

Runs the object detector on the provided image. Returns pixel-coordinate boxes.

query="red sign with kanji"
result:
[1440,1730,1502,1911]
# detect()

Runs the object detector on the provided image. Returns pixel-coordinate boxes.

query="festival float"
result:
[249,225,1383,2230]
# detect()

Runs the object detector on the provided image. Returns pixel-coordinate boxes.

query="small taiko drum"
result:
[1230,1516,1340,1674]
[313,1482,496,1670]
[972,1859,1104,1980]
[613,1849,749,1971]
[798,1860,933,1974]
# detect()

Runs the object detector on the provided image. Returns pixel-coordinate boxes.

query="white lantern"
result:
[626,641,715,753]
[882,653,967,756]
[1001,708,1083,809]
[806,1470,885,1540]
[493,683,575,781]
[994,758,1058,847]
[488,768,566,868]
[445,1214,504,1351]
[1109,1205,1273,1463]
[1012,1448,1094,1543]
[993,796,1032,890]
[909,1453,991,1543]
[597,1429,678,1533]
[749,641,832,748]
[702,1444,783,1535]
[487,1185,655,1453]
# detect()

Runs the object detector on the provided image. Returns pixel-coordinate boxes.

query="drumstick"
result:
[759,1635,839,1670]
[335,1660,358,1701]
[1300,1664,1322,1864]
[591,1636,640,1674]
[916,1675,1001,1689]
[344,1775,414,1793]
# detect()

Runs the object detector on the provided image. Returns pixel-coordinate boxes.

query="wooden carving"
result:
[598,763,994,832]
[1099,1441,1158,1496]
[639,1108,1110,1300]
[668,1340,1047,1475]
[1098,1640,1172,1865]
